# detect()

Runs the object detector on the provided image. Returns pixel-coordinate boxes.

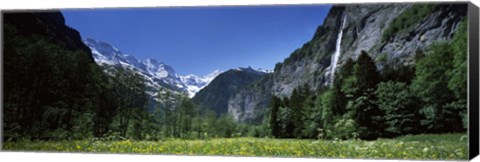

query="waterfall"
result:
[328,15,347,85]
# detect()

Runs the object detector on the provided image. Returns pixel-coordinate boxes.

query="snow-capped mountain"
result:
[180,70,222,97]
[233,66,273,74]
[83,38,220,98]
[255,68,274,74]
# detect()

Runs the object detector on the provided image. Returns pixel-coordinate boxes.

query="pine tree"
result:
[375,81,421,136]
[289,87,305,138]
[447,18,468,129]
[331,58,355,116]
[269,96,281,138]
[356,51,380,90]
[412,42,462,133]
[348,51,384,140]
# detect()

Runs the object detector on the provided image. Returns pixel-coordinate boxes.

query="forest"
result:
[3,12,263,140]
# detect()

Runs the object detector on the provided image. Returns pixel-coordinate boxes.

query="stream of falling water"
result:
[328,15,347,85]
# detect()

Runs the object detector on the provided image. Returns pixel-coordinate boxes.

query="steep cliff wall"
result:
[226,3,467,122]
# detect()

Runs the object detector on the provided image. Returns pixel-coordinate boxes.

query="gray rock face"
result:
[226,3,467,122]
[375,4,466,64]
[273,3,466,97]
[227,74,273,123]
[339,4,411,63]
[271,4,407,98]
[193,67,268,116]
[272,6,345,98]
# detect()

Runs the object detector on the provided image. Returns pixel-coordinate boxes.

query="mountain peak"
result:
[233,66,272,74]
[83,37,220,98]
[180,69,222,98]
[143,58,162,65]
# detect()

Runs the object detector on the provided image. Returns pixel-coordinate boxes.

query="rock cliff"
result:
[211,3,468,122]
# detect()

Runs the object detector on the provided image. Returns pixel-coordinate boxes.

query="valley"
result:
[2,3,470,160]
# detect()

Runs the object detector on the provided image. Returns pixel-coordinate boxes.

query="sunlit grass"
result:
[4,133,468,160]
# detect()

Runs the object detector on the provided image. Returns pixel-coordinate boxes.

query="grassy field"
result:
[4,134,468,160]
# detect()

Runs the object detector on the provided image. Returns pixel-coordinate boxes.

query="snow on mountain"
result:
[233,66,272,75]
[180,70,222,97]
[83,38,220,98]
[256,68,274,73]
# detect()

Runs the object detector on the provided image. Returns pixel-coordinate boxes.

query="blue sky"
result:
[62,5,332,76]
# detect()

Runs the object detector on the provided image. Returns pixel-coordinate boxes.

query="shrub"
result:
[382,4,436,42]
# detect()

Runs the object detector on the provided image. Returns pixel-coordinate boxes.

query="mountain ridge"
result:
[192,67,269,115]
[83,38,221,98]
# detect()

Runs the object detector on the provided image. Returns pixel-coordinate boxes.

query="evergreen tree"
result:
[92,68,119,137]
[177,96,196,138]
[380,57,415,84]
[447,18,468,129]
[375,81,422,136]
[356,51,380,90]
[302,96,316,138]
[331,58,355,116]
[269,96,282,138]
[289,85,311,138]
[320,89,335,138]
[412,42,462,133]
[346,51,384,140]
[278,105,294,138]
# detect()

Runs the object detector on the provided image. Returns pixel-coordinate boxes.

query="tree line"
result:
[268,18,468,140]
[3,32,265,141]
[3,12,467,142]
[3,12,263,141]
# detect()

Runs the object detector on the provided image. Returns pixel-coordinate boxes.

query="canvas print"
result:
[2,2,471,160]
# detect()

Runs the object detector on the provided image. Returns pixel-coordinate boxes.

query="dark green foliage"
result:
[177,97,196,138]
[448,18,467,99]
[289,88,303,137]
[318,89,335,138]
[411,42,462,133]
[379,55,416,84]
[355,51,380,90]
[283,41,319,66]
[330,58,355,116]
[155,90,266,139]
[288,84,313,138]
[341,73,360,100]
[216,114,238,138]
[301,95,322,138]
[265,47,470,140]
[301,85,358,140]
[113,67,149,138]
[91,67,119,137]
[274,62,283,72]
[347,90,384,140]
[382,4,436,42]
[268,96,293,138]
[375,81,422,136]
[94,66,150,139]
[154,88,170,137]
[341,51,384,140]
[277,106,295,138]
[4,8,468,143]
[269,96,282,137]
[3,12,152,141]
[299,93,316,138]
[3,12,104,140]
[324,118,357,140]
[191,109,216,139]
